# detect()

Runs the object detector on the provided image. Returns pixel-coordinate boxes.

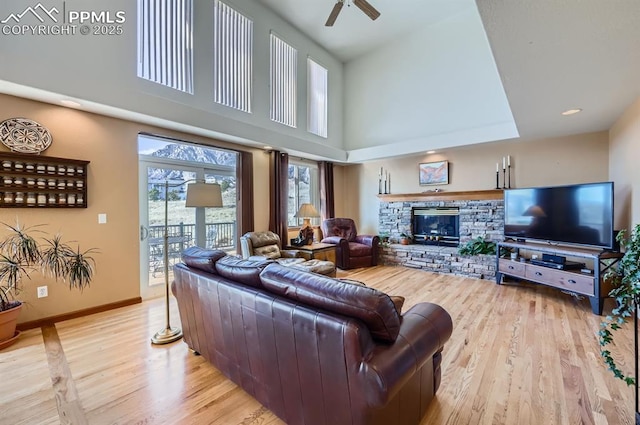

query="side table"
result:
[287,243,337,264]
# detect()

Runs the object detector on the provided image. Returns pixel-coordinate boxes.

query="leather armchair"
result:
[321,218,380,269]
[240,231,304,265]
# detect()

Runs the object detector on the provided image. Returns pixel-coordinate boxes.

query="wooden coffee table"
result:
[287,243,336,264]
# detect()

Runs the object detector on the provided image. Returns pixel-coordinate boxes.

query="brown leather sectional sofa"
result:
[172,247,453,425]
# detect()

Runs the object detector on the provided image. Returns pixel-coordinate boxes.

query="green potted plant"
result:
[458,236,497,256]
[379,232,390,247]
[599,223,640,386]
[0,221,97,349]
[400,233,412,245]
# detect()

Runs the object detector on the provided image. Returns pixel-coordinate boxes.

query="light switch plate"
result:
[37,286,48,298]
[98,213,107,224]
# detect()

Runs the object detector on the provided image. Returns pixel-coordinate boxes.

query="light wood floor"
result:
[0,266,635,425]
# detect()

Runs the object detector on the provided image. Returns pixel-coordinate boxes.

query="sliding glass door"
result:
[138,136,238,299]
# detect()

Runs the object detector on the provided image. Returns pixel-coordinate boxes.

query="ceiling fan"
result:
[325,0,381,27]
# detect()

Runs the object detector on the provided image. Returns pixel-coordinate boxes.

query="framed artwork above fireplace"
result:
[419,160,449,185]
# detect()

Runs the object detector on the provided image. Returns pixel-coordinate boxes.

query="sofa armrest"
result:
[354,234,379,247]
[321,236,346,245]
[361,302,453,407]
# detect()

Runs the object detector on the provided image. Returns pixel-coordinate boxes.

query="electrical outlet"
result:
[37,286,48,298]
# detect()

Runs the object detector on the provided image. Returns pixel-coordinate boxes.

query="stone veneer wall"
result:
[378,196,504,279]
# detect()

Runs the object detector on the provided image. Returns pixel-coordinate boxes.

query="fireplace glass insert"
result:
[412,207,460,247]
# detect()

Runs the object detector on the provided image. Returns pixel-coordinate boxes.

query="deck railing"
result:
[148,222,236,276]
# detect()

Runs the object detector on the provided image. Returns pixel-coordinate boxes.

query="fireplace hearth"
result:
[412,207,460,247]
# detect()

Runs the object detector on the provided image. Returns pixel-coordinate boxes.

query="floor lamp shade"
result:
[185,182,223,208]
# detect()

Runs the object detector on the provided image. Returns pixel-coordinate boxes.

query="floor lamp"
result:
[151,180,223,345]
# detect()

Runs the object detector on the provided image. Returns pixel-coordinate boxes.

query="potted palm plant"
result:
[0,221,97,349]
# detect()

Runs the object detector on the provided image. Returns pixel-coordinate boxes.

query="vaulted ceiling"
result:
[259,0,640,150]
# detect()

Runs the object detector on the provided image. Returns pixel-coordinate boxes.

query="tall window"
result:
[270,33,297,128]
[307,58,328,138]
[213,1,253,112]
[137,0,194,93]
[288,161,319,227]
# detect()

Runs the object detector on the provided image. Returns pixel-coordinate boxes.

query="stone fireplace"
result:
[412,207,460,247]
[378,190,504,279]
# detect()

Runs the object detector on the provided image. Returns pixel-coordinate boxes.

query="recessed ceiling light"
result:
[60,99,81,108]
[561,108,582,116]
[426,150,436,154]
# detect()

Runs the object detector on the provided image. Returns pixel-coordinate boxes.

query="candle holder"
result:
[502,168,506,189]
[508,165,511,188]
[378,178,382,194]
[495,170,500,189]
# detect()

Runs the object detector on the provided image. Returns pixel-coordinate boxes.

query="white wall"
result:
[0,0,344,160]
[343,132,610,235]
[343,4,516,161]
[609,95,640,229]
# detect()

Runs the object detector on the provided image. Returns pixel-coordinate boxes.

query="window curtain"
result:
[318,161,334,222]
[237,151,254,242]
[269,151,289,245]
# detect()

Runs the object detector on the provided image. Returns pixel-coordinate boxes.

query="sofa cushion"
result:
[259,263,401,343]
[339,278,404,314]
[216,255,273,288]
[181,247,227,274]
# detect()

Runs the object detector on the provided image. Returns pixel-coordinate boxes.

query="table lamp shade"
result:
[295,203,320,219]
[185,182,223,208]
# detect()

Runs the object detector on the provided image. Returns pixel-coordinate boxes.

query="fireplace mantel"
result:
[377,189,503,202]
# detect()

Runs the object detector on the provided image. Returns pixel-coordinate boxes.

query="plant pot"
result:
[400,238,410,245]
[0,302,22,346]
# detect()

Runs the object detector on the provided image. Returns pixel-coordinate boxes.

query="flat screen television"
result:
[503,182,614,249]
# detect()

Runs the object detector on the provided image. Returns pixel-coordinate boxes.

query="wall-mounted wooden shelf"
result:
[0,151,89,208]
[377,189,504,202]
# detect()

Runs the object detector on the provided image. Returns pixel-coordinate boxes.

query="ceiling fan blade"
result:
[353,0,380,21]
[325,1,344,26]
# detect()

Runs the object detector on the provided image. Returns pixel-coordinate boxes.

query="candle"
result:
[507,155,511,167]
[379,167,383,178]
[502,157,506,169]
[496,162,499,172]
[382,172,387,181]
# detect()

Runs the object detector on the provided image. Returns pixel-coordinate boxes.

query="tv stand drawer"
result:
[525,264,594,296]
[498,259,526,278]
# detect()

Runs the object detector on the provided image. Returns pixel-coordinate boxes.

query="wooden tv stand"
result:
[496,241,623,315]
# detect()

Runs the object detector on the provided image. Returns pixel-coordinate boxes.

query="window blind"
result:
[307,58,328,138]
[213,0,253,113]
[137,0,193,94]
[270,33,297,128]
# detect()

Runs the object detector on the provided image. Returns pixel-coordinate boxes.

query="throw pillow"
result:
[390,295,405,315]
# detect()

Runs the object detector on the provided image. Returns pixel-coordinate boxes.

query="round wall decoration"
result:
[0,118,52,154]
